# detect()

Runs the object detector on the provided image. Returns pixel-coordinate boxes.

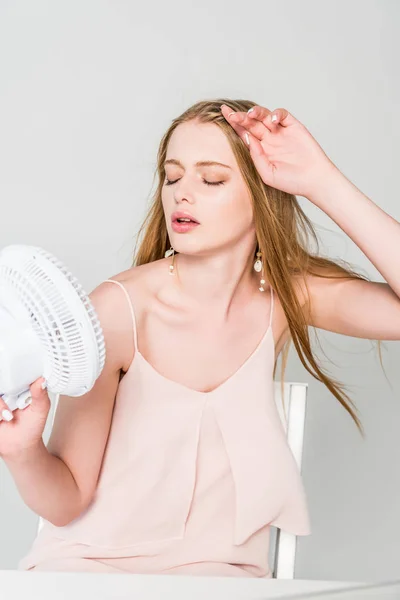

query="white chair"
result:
[38,383,309,582]
[269,381,309,579]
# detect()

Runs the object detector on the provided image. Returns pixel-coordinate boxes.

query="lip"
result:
[171,220,200,233]
[171,211,200,224]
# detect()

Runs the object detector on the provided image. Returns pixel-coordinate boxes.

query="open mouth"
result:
[175,218,197,223]
[171,217,200,232]
[171,211,200,225]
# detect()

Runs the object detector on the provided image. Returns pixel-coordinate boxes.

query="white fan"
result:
[0,245,106,412]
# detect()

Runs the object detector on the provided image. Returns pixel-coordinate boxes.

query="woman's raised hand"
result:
[221,103,338,200]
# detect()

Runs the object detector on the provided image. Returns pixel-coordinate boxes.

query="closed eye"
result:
[164,178,225,186]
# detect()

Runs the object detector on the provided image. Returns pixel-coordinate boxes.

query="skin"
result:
[2,104,398,525]
[110,104,400,391]
[108,118,298,392]
[4,102,400,413]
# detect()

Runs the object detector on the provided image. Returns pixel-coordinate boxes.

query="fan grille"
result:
[0,246,106,395]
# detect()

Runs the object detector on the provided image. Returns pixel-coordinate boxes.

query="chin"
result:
[168,236,202,255]
[168,228,221,257]
[170,243,199,256]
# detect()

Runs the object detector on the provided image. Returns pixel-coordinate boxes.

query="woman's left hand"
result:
[221,104,339,200]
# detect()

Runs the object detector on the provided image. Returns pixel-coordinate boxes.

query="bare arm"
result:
[4,439,84,527]
[304,274,400,340]
[3,280,131,526]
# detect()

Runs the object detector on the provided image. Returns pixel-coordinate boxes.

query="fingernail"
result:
[245,132,250,146]
[228,111,236,118]
[247,107,254,114]
[271,114,278,123]
[2,409,13,421]
[41,380,47,390]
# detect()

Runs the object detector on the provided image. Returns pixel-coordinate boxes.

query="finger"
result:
[267,107,297,128]
[220,105,247,132]
[221,106,271,161]
[245,131,265,157]
[246,105,276,133]
[245,132,277,186]
[220,103,272,137]
[229,111,271,141]
[220,106,254,146]
[28,378,50,413]
[0,397,14,423]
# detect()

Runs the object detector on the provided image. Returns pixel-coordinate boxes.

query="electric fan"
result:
[0,245,106,413]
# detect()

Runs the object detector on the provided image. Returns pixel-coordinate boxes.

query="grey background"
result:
[0,0,399,582]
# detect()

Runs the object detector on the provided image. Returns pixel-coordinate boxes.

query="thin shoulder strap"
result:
[104,279,138,351]
[269,286,274,329]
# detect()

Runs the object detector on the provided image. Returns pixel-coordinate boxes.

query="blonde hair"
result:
[133,98,386,438]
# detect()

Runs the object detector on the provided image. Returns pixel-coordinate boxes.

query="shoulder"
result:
[291,273,311,309]
[270,273,329,356]
[104,258,171,306]
[283,270,347,336]
[292,269,345,311]
[94,259,171,372]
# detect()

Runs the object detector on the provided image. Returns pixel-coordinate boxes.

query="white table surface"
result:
[0,570,392,600]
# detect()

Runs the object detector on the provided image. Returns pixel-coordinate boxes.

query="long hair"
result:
[132,98,386,438]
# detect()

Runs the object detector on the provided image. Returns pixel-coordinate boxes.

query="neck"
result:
[170,242,261,317]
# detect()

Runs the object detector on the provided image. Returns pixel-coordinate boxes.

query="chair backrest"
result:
[38,383,309,580]
[269,381,309,579]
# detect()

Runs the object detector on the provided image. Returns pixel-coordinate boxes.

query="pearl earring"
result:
[253,250,265,292]
[164,247,175,275]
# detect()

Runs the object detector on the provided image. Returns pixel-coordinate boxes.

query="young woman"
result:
[2,99,400,577]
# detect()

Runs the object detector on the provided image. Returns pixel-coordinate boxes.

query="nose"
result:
[173,179,195,205]
[175,194,194,206]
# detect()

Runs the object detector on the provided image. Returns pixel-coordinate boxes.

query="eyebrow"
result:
[164,159,232,170]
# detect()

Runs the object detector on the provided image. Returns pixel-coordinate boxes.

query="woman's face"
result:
[162,119,255,257]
